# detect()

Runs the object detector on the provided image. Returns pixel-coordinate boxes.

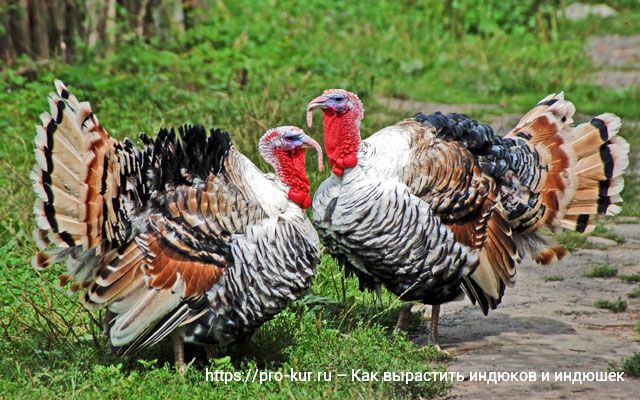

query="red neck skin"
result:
[273,148,312,209]
[322,110,361,176]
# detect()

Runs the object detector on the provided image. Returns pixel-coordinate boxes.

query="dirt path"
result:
[587,34,640,89]
[419,225,640,399]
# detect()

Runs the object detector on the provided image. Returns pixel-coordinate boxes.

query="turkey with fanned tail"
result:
[31,81,323,371]
[306,89,630,349]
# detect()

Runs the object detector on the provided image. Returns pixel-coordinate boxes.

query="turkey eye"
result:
[333,96,345,102]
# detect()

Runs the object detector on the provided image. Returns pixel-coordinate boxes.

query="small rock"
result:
[561,3,618,21]
[400,59,425,75]
[586,235,618,249]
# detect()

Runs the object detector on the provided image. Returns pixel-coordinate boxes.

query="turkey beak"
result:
[306,95,328,128]
[299,134,324,172]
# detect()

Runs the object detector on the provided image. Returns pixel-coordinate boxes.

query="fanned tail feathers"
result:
[563,113,628,232]
[31,79,124,287]
[506,93,578,231]
[507,92,629,259]
[31,81,238,354]
[31,80,108,254]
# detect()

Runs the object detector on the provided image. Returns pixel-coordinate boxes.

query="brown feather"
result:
[142,233,226,298]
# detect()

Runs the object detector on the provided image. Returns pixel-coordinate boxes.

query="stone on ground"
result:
[562,3,618,21]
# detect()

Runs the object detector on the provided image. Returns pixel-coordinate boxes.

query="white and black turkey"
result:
[307,89,630,349]
[31,81,322,371]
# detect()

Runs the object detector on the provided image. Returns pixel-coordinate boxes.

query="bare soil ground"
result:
[423,226,640,399]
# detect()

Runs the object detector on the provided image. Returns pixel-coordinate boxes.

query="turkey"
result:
[31,80,322,372]
[307,89,630,349]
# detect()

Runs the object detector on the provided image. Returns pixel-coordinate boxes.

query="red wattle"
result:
[322,109,360,176]
[273,148,312,208]
[302,194,311,209]
[342,154,358,168]
[288,188,311,209]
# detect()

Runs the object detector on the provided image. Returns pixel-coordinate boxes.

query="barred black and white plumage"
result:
[31,81,321,370]
[307,89,630,348]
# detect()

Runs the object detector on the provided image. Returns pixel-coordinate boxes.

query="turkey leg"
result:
[394,304,413,333]
[429,304,443,352]
[173,334,186,374]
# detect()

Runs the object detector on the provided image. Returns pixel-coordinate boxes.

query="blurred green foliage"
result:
[448,0,558,37]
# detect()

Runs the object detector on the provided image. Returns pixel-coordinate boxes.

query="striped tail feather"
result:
[508,93,630,235]
[30,80,131,279]
[562,114,629,232]
[506,93,578,231]
[31,80,104,253]
[30,81,227,355]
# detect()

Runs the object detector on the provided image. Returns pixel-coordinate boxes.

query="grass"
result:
[628,285,640,299]
[1,255,450,399]
[555,226,625,252]
[591,225,625,244]
[543,275,564,282]
[618,352,640,377]
[594,298,628,313]
[620,175,640,218]
[0,312,451,399]
[619,273,640,283]
[585,264,618,278]
[1,0,639,398]
[553,230,588,252]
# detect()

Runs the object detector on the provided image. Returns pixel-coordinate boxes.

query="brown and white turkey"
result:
[31,81,322,371]
[307,89,630,349]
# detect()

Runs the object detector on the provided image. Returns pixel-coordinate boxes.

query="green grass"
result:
[618,352,640,377]
[619,273,640,283]
[591,225,625,244]
[1,0,640,398]
[628,285,640,299]
[543,275,564,282]
[0,310,450,399]
[620,175,640,218]
[585,264,618,278]
[553,230,588,252]
[554,225,625,252]
[594,298,628,313]
[1,255,449,399]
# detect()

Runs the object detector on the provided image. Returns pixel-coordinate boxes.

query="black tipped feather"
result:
[590,117,609,141]
[537,98,558,107]
[576,214,590,233]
